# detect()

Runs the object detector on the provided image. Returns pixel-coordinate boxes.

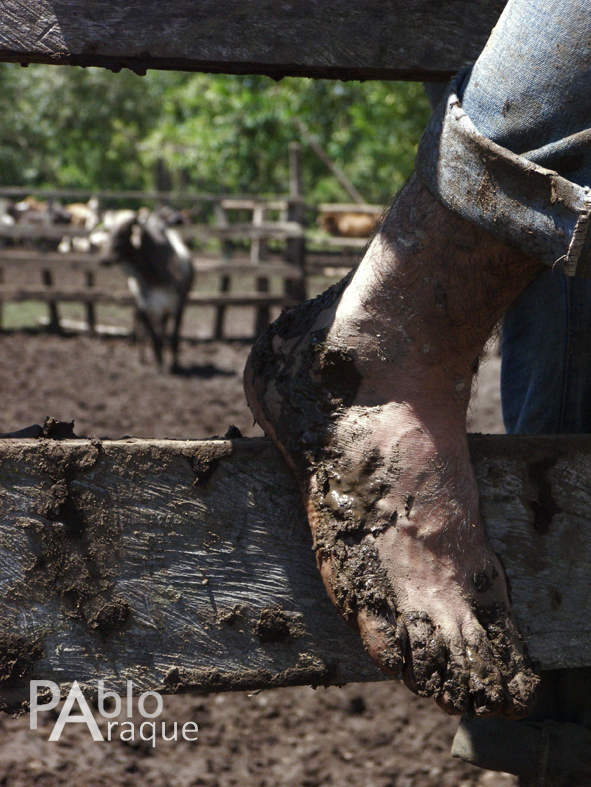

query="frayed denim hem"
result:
[416,74,591,278]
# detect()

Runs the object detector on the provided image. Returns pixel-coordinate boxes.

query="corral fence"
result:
[0,147,381,340]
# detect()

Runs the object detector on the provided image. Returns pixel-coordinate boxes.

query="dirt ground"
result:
[0,325,514,787]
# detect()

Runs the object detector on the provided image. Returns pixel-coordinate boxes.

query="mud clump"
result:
[163,659,334,694]
[0,633,43,682]
[316,347,361,407]
[473,569,492,593]
[89,598,130,634]
[14,442,128,637]
[0,417,77,440]
[254,605,292,644]
[40,418,77,440]
[190,442,234,486]
[218,605,245,627]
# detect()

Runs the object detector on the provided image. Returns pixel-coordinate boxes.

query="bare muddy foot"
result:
[244,176,542,718]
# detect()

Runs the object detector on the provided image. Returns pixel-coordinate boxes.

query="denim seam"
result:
[564,190,591,276]
[558,276,572,432]
[416,76,591,277]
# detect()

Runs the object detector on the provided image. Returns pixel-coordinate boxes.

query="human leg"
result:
[245,0,591,718]
[245,175,542,717]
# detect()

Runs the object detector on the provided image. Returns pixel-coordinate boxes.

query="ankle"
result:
[338,177,542,375]
[384,177,543,318]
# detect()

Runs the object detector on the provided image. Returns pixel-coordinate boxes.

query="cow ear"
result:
[131,222,143,249]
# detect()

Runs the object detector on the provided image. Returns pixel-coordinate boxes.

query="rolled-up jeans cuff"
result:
[416,74,591,278]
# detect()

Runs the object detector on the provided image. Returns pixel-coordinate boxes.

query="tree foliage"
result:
[0,64,431,204]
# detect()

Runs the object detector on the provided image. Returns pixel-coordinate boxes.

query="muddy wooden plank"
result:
[0,434,589,710]
[1,0,505,81]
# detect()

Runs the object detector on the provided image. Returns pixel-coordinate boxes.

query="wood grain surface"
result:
[0,433,588,709]
[0,0,506,80]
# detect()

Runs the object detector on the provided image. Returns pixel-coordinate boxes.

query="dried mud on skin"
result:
[0,330,513,787]
[246,288,537,717]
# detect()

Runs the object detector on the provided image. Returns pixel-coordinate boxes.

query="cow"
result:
[58,197,101,253]
[2,196,73,251]
[99,208,194,372]
[12,196,72,226]
[318,209,379,238]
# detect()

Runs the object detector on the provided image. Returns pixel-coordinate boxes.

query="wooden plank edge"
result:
[0,433,589,711]
[0,49,456,82]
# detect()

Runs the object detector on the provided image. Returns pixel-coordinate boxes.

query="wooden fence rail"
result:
[0,220,304,243]
[0,181,376,337]
[0,0,505,82]
[0,287,297,308]
[0,187,293,204]
[0,190,312,337]
[0,432,588,711]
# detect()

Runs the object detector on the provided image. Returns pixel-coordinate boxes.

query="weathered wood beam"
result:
[1,0,506,81]
[0,433,588,711]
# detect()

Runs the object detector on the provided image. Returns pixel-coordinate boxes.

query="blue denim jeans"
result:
[417,0,591,278]
[419,1,591,774]
[419,0,591,435]
[502,270,591,434]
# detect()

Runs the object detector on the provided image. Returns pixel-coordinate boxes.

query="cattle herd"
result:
[0,196,381,372]
[0,196,194,371]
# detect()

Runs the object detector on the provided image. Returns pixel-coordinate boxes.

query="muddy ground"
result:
[0,325,514,787]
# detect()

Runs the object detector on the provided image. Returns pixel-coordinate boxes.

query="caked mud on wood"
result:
[0,432,589,712]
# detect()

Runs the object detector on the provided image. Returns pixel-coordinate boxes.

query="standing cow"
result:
[100,209,194,371]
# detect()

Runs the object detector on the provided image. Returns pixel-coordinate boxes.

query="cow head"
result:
[98,210,144,266]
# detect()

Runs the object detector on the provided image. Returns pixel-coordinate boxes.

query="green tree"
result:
[0,64,179,189]
[0,64,431,204]
[142,74,431,203]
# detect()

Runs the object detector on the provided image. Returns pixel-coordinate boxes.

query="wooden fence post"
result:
[286,142,307,304]
[213,202,231,340]
[85,270,96,334]
[253,202,270,337]
[41,268,60,332]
